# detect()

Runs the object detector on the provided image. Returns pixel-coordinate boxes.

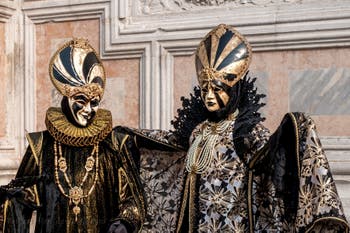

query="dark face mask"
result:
[200,79,230,112]
[206,81,241,122]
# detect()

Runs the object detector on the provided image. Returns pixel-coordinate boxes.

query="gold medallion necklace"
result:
[54,141,99,221]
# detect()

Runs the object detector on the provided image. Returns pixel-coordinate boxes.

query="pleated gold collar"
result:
[45,107,112,147]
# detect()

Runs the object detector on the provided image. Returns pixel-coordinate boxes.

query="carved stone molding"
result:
[0,1,23,185]
[136,0,316,15]
[116,0,350,51]
[0,1,16,23]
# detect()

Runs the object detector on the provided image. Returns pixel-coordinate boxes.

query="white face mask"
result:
[68,94,100,127]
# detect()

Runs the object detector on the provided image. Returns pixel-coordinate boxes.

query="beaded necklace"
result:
[186,111,238,174]
[54,141,99,221]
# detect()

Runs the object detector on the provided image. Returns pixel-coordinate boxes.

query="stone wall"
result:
[0,0,349,219]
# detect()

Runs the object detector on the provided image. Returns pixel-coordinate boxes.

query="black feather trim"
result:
[170,87,207,149]
[171,71,266,151]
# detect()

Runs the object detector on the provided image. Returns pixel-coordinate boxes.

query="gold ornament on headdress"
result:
[195,24,252,88]
[49,38,106,99]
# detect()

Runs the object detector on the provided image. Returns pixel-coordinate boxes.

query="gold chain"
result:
[186,119,231,174]
[54,141,99,221]
[186,110,238,174]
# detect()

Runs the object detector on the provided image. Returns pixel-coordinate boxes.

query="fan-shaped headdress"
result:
[49,38,106,99]
[195,24,252,88]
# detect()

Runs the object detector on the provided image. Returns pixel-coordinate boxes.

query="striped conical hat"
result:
[49,38,106,99]
[195,24,252,87]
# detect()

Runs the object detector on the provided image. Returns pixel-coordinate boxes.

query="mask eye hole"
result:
[201,88,208,93]
[213,86,222,92]
[73,97,87,105]
[90,98,100,108]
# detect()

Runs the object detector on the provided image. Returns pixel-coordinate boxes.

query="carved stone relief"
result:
[137,0,313,15]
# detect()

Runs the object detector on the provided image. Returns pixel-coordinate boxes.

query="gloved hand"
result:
[107,220,129,233]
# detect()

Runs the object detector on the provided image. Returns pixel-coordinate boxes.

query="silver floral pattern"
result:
[140,148,186,233]
[197,121,249,232]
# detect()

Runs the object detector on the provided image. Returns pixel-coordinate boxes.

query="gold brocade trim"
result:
[176,175,190,233]
[305,216,349,233]
[25,133,42,167]
[118,135,145,229]
[288,113,301,177]
[118,168,129,201]
[25,132,43,207]
[33,185,40,207]
[63,83,103,99]
[2,200,8,232]
[45,107,112,147]
[248,170,253,233]
[189,172,196,233]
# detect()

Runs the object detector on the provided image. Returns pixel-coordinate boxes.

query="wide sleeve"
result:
[293,113,348,232]
[2,144,41,233]
[110,130,146,233]
[115,126,185,152]
[253,113,349,232]
[112,126,187,233]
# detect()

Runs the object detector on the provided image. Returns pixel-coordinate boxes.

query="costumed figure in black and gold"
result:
[172,24,349,232]
[1,39,145,233]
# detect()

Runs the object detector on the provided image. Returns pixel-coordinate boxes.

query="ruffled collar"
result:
[45,107,112,147]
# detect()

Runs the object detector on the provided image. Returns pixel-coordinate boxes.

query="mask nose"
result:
[83,102,92,114]
[206,88,215,100]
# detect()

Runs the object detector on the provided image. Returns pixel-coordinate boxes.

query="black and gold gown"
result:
[136,82,349,233]
[1,107,145,233]
[176,112,349,233]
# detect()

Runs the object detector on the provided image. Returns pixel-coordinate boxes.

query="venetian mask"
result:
[200,79,230,112]
[195,24,252,112]
[49,38,106,127]
[68,94,100,127]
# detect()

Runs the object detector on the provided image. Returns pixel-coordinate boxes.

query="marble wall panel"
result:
[0,23,6,137]
[103,59,140,128]
[173,55,196,115]
[251,51,290,133]
[290,68,350,115]
[252,49,350,136]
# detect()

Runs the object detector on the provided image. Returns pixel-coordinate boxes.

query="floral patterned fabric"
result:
[176,113,349,233]
[252,113,349,232]
[177,120,270,233]
[139,148,186,233]
[295,114,347,232]
[192,120,268,232]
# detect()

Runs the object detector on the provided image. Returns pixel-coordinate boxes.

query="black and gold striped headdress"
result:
[49,38,106,99]
[195,24,252,88]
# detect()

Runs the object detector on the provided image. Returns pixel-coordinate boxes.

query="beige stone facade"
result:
[0,0,349,218]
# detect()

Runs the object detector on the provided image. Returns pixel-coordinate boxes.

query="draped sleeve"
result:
[251,113,349,232]
[110,128,146,233]
[114,126,186,233]
[2,132,43,233]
